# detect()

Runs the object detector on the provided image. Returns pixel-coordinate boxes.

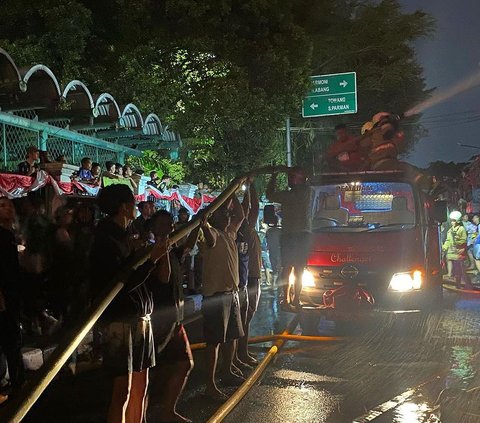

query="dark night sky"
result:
[400,0,480,167]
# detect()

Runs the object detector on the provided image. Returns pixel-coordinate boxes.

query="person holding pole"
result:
[199,192,245,399]
[90,184,169,423]
[237,178,262,364]
[266,166,313,310]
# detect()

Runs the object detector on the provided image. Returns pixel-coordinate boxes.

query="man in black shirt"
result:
[90,185,169,423]
[131,201,155,244]
[17,145,39,176]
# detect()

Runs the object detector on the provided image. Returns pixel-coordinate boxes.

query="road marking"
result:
[352,377,441,422]
[353,388,417,422]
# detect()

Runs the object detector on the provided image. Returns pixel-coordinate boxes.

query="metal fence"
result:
[0,111,140,172]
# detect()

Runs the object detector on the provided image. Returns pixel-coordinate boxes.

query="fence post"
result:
[39,130,48,151]
[2,123,6,168]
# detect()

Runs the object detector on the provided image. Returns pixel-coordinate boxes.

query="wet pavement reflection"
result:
[216,286,480,423]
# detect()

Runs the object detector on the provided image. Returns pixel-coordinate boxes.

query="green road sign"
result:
[302,72,357,118]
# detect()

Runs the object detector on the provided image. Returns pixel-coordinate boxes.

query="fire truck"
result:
[284,169,447,329]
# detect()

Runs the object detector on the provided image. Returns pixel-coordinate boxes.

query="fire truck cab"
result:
[290,170,447,316]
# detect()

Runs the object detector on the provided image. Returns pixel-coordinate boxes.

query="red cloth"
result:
[0,173,216,213]
[144,187,215,214]
[56,181,73,194]
[0,173,35,191]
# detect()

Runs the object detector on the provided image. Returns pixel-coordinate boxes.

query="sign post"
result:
[302,72,357,118]
[286,117,292,166]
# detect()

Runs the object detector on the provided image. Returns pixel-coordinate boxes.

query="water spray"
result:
[405,70,480,117]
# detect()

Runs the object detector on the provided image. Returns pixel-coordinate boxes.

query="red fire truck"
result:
[286,170,447,325]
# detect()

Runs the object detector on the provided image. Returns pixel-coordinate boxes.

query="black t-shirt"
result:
[17,161,37,176]
[89,218,155,322]
[131,216,150,242]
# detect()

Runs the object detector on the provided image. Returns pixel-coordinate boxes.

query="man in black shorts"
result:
[266,166,313,309]
[199,193,245,399]
[90,185,168,423]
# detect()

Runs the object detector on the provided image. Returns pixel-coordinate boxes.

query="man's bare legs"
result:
[152,361,193,423]
[107,375,130,423]
[125,369,148,423]
[293,266,303,307]
[205,344,223,396]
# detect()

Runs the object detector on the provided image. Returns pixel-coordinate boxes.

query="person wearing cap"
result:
[17,146,40,176]
[443,210,473,289]
[266,165,313,309]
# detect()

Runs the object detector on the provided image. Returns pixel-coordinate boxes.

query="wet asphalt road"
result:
[20,283,480,422]
[176,285,480,423]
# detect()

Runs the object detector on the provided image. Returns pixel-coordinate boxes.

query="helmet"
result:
[449,211,462,221]
[361,121,374,135]
[287,166,306,187]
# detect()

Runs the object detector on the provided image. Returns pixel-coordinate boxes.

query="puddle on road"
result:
[273,369,347,384]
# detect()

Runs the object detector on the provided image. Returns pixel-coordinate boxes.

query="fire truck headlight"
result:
[288,269,315,288]
[389,270,423,292]
[302,269,315,288]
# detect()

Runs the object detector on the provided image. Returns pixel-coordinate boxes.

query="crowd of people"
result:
[0,170,272,422]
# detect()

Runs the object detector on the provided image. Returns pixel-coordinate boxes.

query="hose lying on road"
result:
[206,316,300,423]
[190,333,345,351]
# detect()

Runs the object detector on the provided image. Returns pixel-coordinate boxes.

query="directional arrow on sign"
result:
[310,103,318,110]
[339,80,348,88]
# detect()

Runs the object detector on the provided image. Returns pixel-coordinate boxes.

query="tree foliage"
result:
[0,0,92,82]
[126,151,186,183]
[0,0,435,185]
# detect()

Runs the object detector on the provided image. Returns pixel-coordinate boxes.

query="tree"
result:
[424,161,466,178]
[0,0,92,82]
[0,0,434,184]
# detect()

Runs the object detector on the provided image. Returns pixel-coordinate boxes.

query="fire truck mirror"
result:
[263,204,277,225]
[431,200,447,223]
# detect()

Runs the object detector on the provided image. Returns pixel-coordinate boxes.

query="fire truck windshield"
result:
[311,181,416,232]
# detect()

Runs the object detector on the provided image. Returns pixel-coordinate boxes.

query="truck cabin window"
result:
[312,182,416,231]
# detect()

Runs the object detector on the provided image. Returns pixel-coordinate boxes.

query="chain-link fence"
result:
[0,113,135,172]
[0,123,39,171]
